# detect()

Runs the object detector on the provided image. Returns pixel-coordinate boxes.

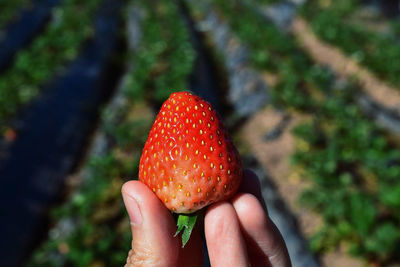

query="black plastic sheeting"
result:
[363,0,400,18]
[179,0,223,114]
[0,0,124,265]
[0,0,61,73]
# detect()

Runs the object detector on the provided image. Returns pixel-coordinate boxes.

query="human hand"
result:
[121,169,291,267]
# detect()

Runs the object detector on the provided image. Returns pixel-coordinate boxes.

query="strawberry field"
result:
[0,0,399,266]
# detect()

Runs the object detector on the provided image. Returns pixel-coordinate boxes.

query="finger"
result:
[205,201,249,267]
[232,193,291,267]
[239,169,266,210]
[122,181,179,267]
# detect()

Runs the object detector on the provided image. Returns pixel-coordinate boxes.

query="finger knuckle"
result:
[125,246,163,267]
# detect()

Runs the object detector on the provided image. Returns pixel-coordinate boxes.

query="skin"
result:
[122,169,292,267]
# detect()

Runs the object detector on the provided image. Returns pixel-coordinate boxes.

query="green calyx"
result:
[175,213,198,247]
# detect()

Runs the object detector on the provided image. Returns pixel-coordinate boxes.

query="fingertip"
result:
[205,202,249,266]
[122,180,152,202]
[122,180,180,266]
[240,169,265,207]
[205,202,237,238]
[232,193,291,267]
[121,179,175,235]
[122,180,168,214]
[232,193,269,231]
[121,180,145,201]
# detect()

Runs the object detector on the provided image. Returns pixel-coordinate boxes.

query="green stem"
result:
[175,213,198,247]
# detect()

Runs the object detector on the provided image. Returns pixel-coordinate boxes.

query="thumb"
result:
[122,180,179,267]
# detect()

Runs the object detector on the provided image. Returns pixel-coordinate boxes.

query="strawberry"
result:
[138,91,243,245]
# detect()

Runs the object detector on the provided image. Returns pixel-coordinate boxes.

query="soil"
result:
[241,107,319,235]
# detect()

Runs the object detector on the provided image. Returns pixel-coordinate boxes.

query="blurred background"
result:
[0,0,400,266]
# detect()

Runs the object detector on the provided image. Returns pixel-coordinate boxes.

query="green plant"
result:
[0,0,31,30]
[123,1,195,104]
[29,0,196,265]
[292,86,400,263]
[212,0,322,110]
[302,0,400,87]
[0,0,102,134]
[207,0,400,263]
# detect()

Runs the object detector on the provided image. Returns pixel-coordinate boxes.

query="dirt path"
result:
[292,17,400,113]
[241,107,319,235]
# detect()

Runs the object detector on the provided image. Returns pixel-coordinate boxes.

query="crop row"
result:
[209,0,400,263]
[0,0,102,134]
[293,88,400,263]
[301,0,400,88]
[0,0,30,30]
[210,0,321,110]
[29,0,196,265]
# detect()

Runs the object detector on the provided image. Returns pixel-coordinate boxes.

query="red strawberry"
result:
[139,91,242,214]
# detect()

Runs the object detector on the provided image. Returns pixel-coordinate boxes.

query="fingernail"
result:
[123,194,142,226]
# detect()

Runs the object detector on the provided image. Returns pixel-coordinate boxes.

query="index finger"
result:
[204,201,249,267]
[232,169,292,267]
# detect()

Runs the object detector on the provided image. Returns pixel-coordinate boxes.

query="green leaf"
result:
[349,193,375,236]
[365,223,400,258]
[175,214,189,237]
[175,214,198,247]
